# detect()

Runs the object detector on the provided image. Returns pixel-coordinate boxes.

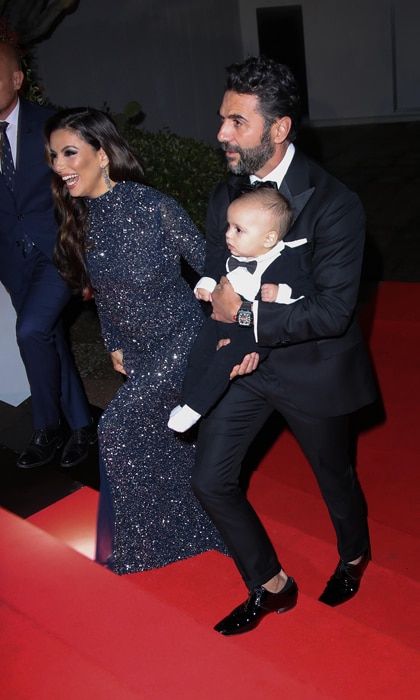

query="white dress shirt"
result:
[249,142,295,188]
[224,239,306,303]
[195,236,307,341]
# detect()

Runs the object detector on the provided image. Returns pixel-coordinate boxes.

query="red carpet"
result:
[1,281,419,698]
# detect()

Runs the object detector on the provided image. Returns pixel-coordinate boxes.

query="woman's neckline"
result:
[85,181,124,206]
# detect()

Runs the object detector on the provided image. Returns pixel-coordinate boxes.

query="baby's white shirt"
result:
[195,238,307,342]
[195,238,307,303]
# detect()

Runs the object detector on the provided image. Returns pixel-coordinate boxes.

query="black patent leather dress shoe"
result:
[60,424,98,468]
[319,552,370,606]
[214,577,298,635]
[16,427,64,469]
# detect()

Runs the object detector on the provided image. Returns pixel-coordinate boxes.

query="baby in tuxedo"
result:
[168,186,312,432]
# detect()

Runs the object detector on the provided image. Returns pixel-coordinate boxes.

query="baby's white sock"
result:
[168,404,201,432]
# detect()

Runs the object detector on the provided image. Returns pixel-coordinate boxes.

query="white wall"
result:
[239,0,420,124]
[36,0,242,143]
[35,0,420,139]
[394,0,420,112]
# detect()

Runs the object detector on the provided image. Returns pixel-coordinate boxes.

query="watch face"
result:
[237,309,253,326]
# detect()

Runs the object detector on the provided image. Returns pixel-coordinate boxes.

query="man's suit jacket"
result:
[204,148,377,417]
[0,99,56,293]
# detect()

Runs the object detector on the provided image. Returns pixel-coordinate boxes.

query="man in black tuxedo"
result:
[0,42,94,468]
[191,56,377,635]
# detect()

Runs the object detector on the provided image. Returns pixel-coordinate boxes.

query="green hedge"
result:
[115,108,226,232]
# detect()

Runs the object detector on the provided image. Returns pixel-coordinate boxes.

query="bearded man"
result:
[191,56,377,636]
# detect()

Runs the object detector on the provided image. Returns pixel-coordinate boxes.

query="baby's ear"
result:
[264,230,278,248]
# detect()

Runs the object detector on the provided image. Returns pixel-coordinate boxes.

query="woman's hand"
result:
[82,285,94,301]
[110,349,127,376]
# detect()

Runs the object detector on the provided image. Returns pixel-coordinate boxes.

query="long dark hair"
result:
[45,107,144,293]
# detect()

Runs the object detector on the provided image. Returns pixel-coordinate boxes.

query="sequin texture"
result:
[85,181,225,573]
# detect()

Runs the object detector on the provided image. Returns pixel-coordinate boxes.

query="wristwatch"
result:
[235,301,254,327]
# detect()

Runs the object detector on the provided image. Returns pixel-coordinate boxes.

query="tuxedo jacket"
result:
[190,244,317,370]
[252,245,315,303]
[204,148,377,417]
[0,99,56,292]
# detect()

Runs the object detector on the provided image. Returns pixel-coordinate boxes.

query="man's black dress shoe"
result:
[16,427,64,469]
[319,552,370,606]
[60,424,98,468]
[214,577,298,635]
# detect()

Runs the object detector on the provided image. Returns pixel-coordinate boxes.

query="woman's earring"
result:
[102,165,112,191]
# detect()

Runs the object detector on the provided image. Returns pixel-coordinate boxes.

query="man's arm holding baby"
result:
[195,276,258,377]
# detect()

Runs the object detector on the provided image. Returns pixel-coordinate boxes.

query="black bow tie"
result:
[241,180,278,194]
[227,257,258,274]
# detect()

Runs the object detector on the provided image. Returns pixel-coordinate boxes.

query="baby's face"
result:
[226,199,277,258]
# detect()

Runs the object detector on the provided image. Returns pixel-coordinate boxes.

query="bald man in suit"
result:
[0,42,94,469]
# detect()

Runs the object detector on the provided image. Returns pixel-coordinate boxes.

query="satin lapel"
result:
[280,180,315,226]
[279,149,315,226]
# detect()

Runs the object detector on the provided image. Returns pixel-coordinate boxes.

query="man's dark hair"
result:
[225,56,301,141]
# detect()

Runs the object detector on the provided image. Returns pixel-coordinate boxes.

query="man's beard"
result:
[221,126,275,175]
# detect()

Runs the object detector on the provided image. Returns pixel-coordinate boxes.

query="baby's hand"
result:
[261,283,279,302]
[195,287,212,302]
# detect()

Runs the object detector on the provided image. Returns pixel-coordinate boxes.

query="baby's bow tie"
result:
[227,257,258,274]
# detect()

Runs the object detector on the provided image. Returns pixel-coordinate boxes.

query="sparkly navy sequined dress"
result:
[85,181,224,574]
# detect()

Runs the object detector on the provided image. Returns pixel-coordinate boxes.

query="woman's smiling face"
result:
[48,128,110,198]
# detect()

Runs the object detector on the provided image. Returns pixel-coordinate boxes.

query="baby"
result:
[168,186,312,432]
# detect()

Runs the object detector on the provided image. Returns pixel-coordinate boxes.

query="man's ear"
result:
[13,70,24,92]
[271,116,292,144]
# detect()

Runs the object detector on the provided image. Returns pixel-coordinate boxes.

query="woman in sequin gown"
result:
[46,108,224,573]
